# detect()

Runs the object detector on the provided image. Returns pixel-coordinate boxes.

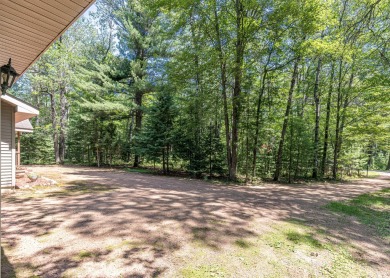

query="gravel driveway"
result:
[1,166,389,277]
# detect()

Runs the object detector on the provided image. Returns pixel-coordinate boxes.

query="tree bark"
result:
[49,93,60,164]
[162,147,166,174]
[59,85,67,164]
[252,49,272,178]
[333,60,343,179]
[274,58,300,181]
[167,144,170,174]
[132,47,146,168]
[312,58,322,178]
[231,0,245,180]
[189,13,203,171]
[333,62,353,179]
[95,118,101,167]
[214,1,232,178]
[337,71,354,163]
[133,90,143,167]
[321,63,334,177]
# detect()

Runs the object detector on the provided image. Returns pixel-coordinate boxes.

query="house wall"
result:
[1,101,16,190]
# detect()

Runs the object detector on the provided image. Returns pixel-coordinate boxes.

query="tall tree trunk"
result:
[95,118,101,167]
[133,91,143,167]
[288,116,294,183]
[245,94,250,182]
[274,58,300,181]
[252,50,272,178]
[386,153,390,170]
[132,49,146,168]
[162,147,166,174]
[231,0,245,180]
[333,60,343,179]
[209,124,213,177]
[166,145,170,174]
[214,1,232,178]
[338,71,354,163]
[49,93,60,164]
[321,63,334,177]
[189,14,203,172]
[334,62,353,179]
[59,85,67,164]
[127,112,135,162]
[312,58,322,178]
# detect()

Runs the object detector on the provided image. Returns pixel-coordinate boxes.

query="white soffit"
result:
[1,94,39,122]
[0,0,95,78]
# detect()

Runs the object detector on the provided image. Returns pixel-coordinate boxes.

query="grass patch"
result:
[78,250,94,259]
[177,219,375,277]
[11,182,118,199]
[124,167,154,174]
[1,249,38,278]
[181,265,226,278]
[326,202,363,216]
[234,239,251,249]
[106,240,143,251]
[263,221,372,277]
[285,230,323,249]
[192,227,211,242]
[321,248,371,277]
[73,249,102,261]
[326,188,390,239]
[36,231,54,243]
[57,183,118,195]
[263,221,328,252]
[343,171,381,181]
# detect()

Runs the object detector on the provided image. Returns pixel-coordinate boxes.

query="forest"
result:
[11,0,390,181]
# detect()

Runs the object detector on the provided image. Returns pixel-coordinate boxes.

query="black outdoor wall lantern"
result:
[0,58,20,95]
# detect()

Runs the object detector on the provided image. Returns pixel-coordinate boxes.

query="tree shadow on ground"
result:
[1,166,389,277]
[1,246,16,278]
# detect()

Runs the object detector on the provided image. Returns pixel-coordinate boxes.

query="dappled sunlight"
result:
[1,166,389,277]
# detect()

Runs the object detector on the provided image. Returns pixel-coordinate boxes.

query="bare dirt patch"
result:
[1,166,389,277]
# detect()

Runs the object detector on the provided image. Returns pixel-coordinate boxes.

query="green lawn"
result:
[326,188,390,241]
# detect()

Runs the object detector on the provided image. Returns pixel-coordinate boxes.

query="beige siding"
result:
[1,101,15,189]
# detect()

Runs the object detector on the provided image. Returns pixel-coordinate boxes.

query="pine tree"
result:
[139,90,176,173]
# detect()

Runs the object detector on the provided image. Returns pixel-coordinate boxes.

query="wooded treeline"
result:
[13,0,390,181]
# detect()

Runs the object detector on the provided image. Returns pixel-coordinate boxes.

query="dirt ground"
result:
[1,166,389,277]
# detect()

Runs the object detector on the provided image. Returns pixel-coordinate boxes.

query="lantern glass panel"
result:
[1,72,7,85]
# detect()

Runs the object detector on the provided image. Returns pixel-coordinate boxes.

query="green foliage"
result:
[11,0,390,180]
[21,126,54,164]
[137,90,176,172]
